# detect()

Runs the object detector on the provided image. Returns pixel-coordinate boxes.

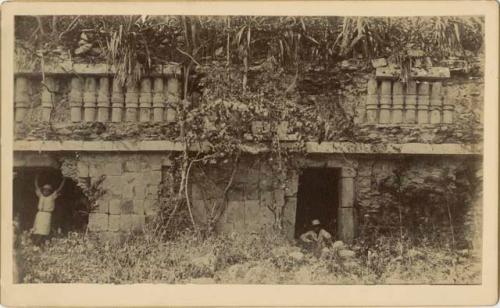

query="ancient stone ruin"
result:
[13,58,483,243]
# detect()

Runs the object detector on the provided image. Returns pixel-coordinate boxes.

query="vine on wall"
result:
[16,16,485,238]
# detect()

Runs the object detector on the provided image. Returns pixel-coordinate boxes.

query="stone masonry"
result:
[190,154,357,241]
[14,150,481,243]
[75,153,171,237]
[12,61,483,243]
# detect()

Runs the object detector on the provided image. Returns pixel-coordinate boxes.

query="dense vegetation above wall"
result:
[15,15,484,146]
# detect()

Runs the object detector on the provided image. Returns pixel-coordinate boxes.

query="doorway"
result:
[294,168,340,238]
[13,167,89,234]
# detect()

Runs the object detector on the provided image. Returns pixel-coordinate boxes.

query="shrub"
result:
[16,230,480,284]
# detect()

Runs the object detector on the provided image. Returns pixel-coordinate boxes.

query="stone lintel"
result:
[304,142,481,155]
[13,140,481,155]
[376,66,450,80]
[14,152,60,168]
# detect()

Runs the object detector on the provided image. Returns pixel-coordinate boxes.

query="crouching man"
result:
[32,174,65,245]
[299,219,333,255]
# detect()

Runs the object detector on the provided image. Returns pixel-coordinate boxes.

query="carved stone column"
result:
[338,167,356,242]
[166,77,180,123]
[404,81,417,124]
[111,79,124,123]
[139,78,152,122]
[41,77,56,122]
[83,77,97,122]
[97,77,110,122]
[417,82,430,124]
[68,77,83,122]
[442,90,454,124]
[14,77,30,122]
[391,81,404,124]
[379,80,392,124]
[365,78,378,124]
[125,80,139,122]
[429,81,442,124]
[152,78,165,122]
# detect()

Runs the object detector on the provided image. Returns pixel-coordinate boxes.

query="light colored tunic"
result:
[33,191,58,236]
[300,229,332,247]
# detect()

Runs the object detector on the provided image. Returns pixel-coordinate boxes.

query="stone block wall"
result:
[75,153,171,237]
[14,151,481,244]
[355,155,483,244]
[190,156,292,237]
[189,154,358,241]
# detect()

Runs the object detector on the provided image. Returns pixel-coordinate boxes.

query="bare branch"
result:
[59,16,81,40]
[176,47,201,66]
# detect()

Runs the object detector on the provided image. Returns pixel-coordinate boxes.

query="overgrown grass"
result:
[16,231,481,284]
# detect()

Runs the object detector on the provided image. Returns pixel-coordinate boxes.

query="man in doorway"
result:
[299,219,333,253]
[32,174,65,245]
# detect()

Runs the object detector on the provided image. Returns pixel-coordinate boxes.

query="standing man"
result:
[299,219,333,253]
[32,174,65,245]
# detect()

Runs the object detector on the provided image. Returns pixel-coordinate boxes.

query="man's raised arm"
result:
[55,177,66,194]
[35,174,41,196]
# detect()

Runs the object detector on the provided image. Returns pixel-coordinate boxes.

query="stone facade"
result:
[14,61,483,146]
[190,156,288,236]
[355,155,481,215]
[190,155,358,241]
[12,61,483,243]
[13,149,481,243]
[71,153,169,236]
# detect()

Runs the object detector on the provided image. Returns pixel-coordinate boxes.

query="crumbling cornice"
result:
[13,140,482,156]
[15,61,182,77]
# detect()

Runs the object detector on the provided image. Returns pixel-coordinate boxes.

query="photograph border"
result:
[1,1,498,306]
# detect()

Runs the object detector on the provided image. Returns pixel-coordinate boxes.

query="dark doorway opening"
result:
[13,167,89,235]
[294,168,340,238]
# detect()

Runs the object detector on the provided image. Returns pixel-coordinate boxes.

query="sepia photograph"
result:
[1,1,498,306]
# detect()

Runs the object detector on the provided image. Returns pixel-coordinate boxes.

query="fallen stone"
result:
[75,43,93,55]
[407,248,424,259]
[338,249,356,259]
[244,133,253,141]
[407,49,425,58]
[332,240,346,251]
[320,247,333,259]
[458,249,469,256]
[371,58,387,68]
[343,260,358,270]
[289,251,304,262]
[191,253,217,273]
